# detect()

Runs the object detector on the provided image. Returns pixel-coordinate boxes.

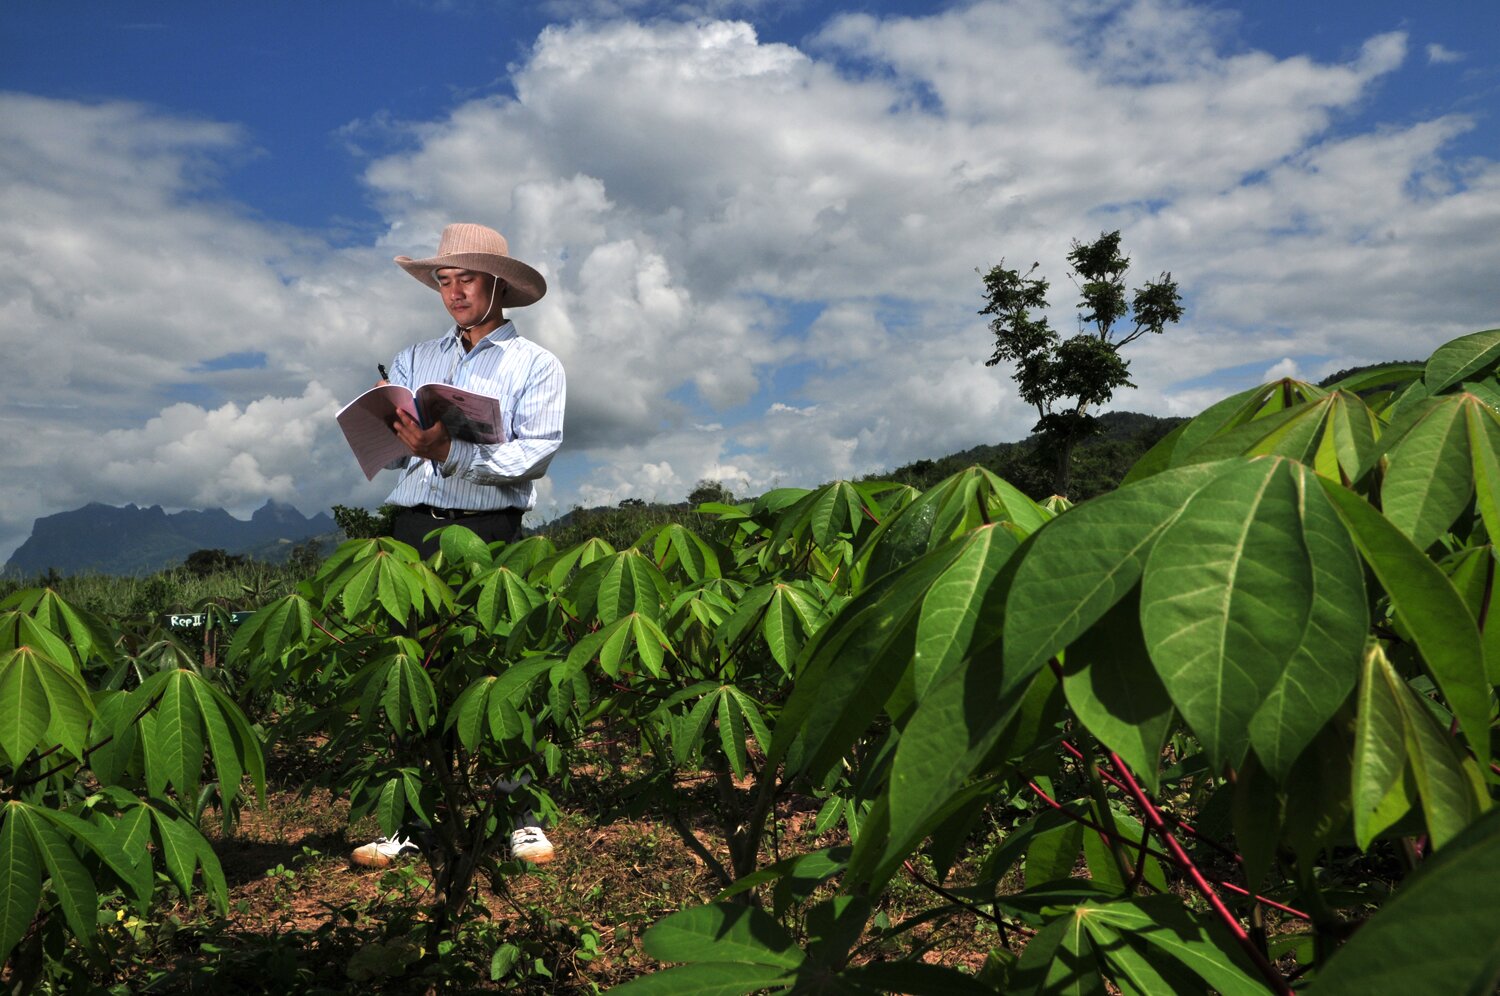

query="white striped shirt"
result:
[383,320,565,512]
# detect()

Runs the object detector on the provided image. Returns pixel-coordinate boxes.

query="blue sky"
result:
[1,0,1498,562]
[8,2,1494,230]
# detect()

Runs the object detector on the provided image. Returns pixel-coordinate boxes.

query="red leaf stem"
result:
[1105,752,1295,996]
[310,617,347,644]
[1024,780,1308,921]
[1060,740,1242,864]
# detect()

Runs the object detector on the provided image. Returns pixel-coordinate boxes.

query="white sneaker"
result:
[510,826,555,864]
[351,835,418,868]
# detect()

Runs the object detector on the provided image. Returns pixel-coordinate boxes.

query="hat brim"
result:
[394,251,547,308]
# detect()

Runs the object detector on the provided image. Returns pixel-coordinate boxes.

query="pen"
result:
[378,364,389,380]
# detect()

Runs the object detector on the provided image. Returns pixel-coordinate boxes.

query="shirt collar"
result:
[445,319,517,352]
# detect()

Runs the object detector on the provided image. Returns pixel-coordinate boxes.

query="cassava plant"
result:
[0,587,266,992]
[230,528,579,946]
[619,328,1500,994]
[571,481,908,890]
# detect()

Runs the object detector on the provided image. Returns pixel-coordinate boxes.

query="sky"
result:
[2,0,1498,564]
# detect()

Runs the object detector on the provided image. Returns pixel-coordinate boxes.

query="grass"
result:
[0,560,308,618]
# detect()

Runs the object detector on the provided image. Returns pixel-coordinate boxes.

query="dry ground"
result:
[98,746,1001,994]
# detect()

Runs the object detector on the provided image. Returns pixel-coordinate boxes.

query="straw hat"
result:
[394,223,547,308]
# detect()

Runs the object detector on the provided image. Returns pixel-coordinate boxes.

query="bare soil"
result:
[110,774,1000,993]
[78,730,1005,994]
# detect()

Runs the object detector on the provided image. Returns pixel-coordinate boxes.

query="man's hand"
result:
[392,409,452,462]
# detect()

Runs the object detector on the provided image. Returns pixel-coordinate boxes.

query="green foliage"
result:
[331,502,398,540]
[183,548,247,577]
[982,231,1183,497]
[687,478,736,506]
[0,559,304,621]
[11,326,1500,992]
[1312,805,1500,993]
[540,500,705,552]
[624,326,1500,993]
[874,410,1184,503]
[0,585,266,988]
[230,531,587,946]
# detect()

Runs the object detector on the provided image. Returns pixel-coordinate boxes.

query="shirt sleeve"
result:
[440,351,566,483]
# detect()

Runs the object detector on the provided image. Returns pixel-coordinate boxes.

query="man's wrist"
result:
[439,439,470,477]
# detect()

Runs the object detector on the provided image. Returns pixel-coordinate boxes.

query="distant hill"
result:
[538,410,1184,550]
[4,500,336,578]
[1316,360,1423,390]
[864,410,1185,501]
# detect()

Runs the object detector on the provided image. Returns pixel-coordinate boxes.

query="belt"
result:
[407,504,520,521]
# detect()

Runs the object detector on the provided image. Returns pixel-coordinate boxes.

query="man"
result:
[380,222,566,556]
[351,222,564,869]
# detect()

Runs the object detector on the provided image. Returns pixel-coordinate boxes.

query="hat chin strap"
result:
[458,274,501,337]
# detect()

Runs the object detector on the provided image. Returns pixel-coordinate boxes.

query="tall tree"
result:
[981,230,1182,497]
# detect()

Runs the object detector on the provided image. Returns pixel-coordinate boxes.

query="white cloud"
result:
[3,1,1500,564]
[1427,43,1464,65]
[1262,358,1300,382]
[0,95,417,557]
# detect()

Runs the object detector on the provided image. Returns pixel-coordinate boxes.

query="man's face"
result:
[436,268,495,326]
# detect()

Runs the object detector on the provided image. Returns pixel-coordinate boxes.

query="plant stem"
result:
[1106,753,1295,996]
[900,859,1010,935]
[1023,780,1308,919]
[1060,739,1241,865]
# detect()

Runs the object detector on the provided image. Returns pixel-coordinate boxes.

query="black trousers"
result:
[391,506,523,558]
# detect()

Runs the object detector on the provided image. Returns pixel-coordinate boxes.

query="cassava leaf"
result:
[1378,396,1473,551]
[771,536,971,782]
[1005,461,1239,698]
[1314,805,1500,995]
[0,648,56,767]
[151,670,206,799]
[1074,896,1268,995]
[717,692,749,781]
[1466,402,1500,550]
[0,802,43,959]
[1397,671,1482,849]
[1351,645,1415,849]
[640,903,805,969]
[452,677,493,752]
[1010,912,1106,994]
[1424,327,1500,395]
[598,551,669,625]
[1024,819,1085,889]
[1061,591,1174,794]
[227,594,312,667]
[14,805,96,945]
[437,523,492,567]
[1142,459,1366,777]
[1319,479,1490,771]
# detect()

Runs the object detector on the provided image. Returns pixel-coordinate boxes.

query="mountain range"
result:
[4,500,336,578]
